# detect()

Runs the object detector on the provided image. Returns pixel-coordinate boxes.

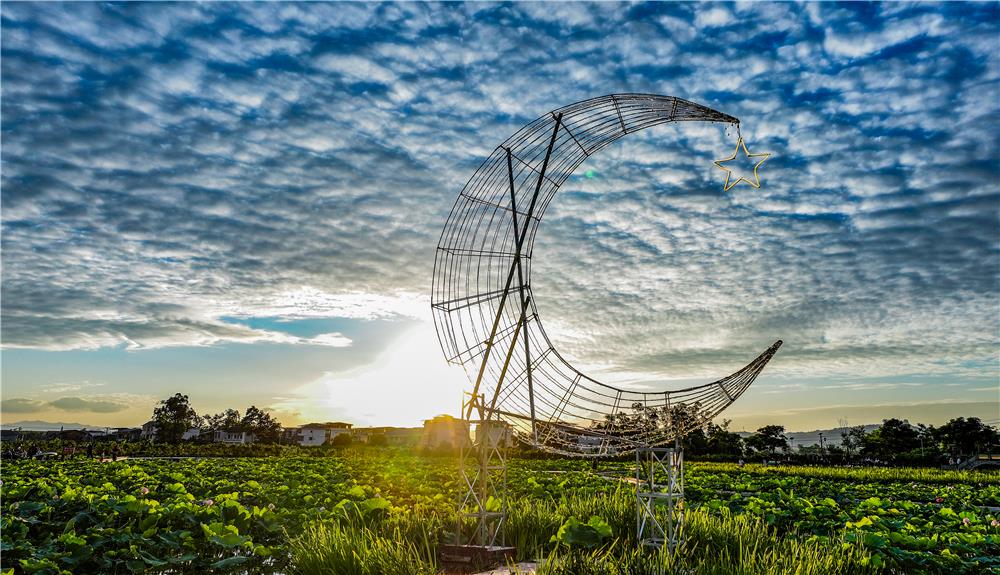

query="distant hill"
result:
[1,420,105,431]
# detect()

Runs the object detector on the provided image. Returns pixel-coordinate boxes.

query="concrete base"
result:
[439,545,517,574]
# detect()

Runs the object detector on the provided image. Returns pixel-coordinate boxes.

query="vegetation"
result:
[3,450,998,575]
[150,393,200,444]
[199,405,283,443]
[586,401,998,466]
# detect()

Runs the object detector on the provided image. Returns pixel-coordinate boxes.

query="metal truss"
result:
[457,393,509,547]
[431,94,782,456]
[636,446,684,552]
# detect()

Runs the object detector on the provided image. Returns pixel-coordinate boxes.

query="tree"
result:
[202,409,242,433]
[840,425,868,460]
[705,420,744,457]
[241,406,282,444]
[862,418,920,461]
[935,417,1000,455]
[151,393,199,444]
[680,426,710,454]
[745,425,788,456]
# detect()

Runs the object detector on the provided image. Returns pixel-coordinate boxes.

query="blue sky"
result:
[1,2,998,431]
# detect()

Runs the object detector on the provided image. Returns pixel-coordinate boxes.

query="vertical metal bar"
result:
[506,146,538,443]
[635,448,641,541]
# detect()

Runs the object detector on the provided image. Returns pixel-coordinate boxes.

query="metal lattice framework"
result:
[432,94,782,457]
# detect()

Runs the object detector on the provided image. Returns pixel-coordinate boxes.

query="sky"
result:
[1,2,998,432]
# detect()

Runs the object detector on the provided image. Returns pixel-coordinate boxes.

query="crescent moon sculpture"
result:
[432,94,781,457]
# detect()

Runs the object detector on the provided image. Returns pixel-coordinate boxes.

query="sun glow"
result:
[276,322,469,427]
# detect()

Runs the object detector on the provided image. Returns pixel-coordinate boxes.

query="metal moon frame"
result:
[431,94,781,457]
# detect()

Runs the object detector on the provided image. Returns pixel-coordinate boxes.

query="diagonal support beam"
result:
[508,148,538,443]
[466,113,563,419]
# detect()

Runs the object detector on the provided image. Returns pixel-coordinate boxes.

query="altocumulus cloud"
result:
[0,3,997,385]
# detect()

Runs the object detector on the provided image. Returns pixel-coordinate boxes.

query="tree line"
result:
[150,393,998,464]
[593,402,998,465]
[151,393,283,444]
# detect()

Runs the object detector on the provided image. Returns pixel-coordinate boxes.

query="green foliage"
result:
[745,424,789,455]
[1,457,360,573]
[151,393,199,444]
[550,516,613,549]
[2,452,998,575]
[199,405,283,443]
[935,417,1000,455]
[863,418,921,460]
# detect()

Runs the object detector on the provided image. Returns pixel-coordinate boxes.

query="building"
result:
[280,427,300,444]
[385,427,422,446]
[137,422,200,442]
[475,420,515,448]
[576,435,603,454]
[285,422,353,446]
[422,415,470,449]
[210,430,254,444]
[44,429,95,441]
[349,426,422,446]
[0,429,22,442]
[350,426,384,444]
[110,427,142,441]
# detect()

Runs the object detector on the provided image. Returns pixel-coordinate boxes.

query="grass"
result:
[287,520,437,575]
[289,486,878,575]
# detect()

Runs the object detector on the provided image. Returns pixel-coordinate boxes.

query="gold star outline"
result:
[714,137,770,191]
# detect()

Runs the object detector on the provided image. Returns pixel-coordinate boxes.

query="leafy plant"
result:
[550,516,614,549]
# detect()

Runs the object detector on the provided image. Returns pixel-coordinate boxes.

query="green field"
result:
[2,450,998,574]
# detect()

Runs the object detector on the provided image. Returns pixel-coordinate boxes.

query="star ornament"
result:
[714,137,770,191]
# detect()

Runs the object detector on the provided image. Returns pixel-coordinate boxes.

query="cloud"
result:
[694,7,732,28]
[301,332,352,347]
[1,398,48,413]
[48,396,129,413]
[39,381,106,394]
[0,2,996,397]
[0,395,132,413]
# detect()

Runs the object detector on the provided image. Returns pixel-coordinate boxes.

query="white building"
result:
[211,430,254,444]
[286,422,353,446]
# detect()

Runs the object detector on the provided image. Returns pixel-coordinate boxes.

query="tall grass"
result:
[288,520,436,575]
[507,487,878,574]
[534,506,878,575]
[290,486,878,575]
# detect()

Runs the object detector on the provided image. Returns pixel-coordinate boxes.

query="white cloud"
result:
[695,7,733,28]
[0,1,995,399]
